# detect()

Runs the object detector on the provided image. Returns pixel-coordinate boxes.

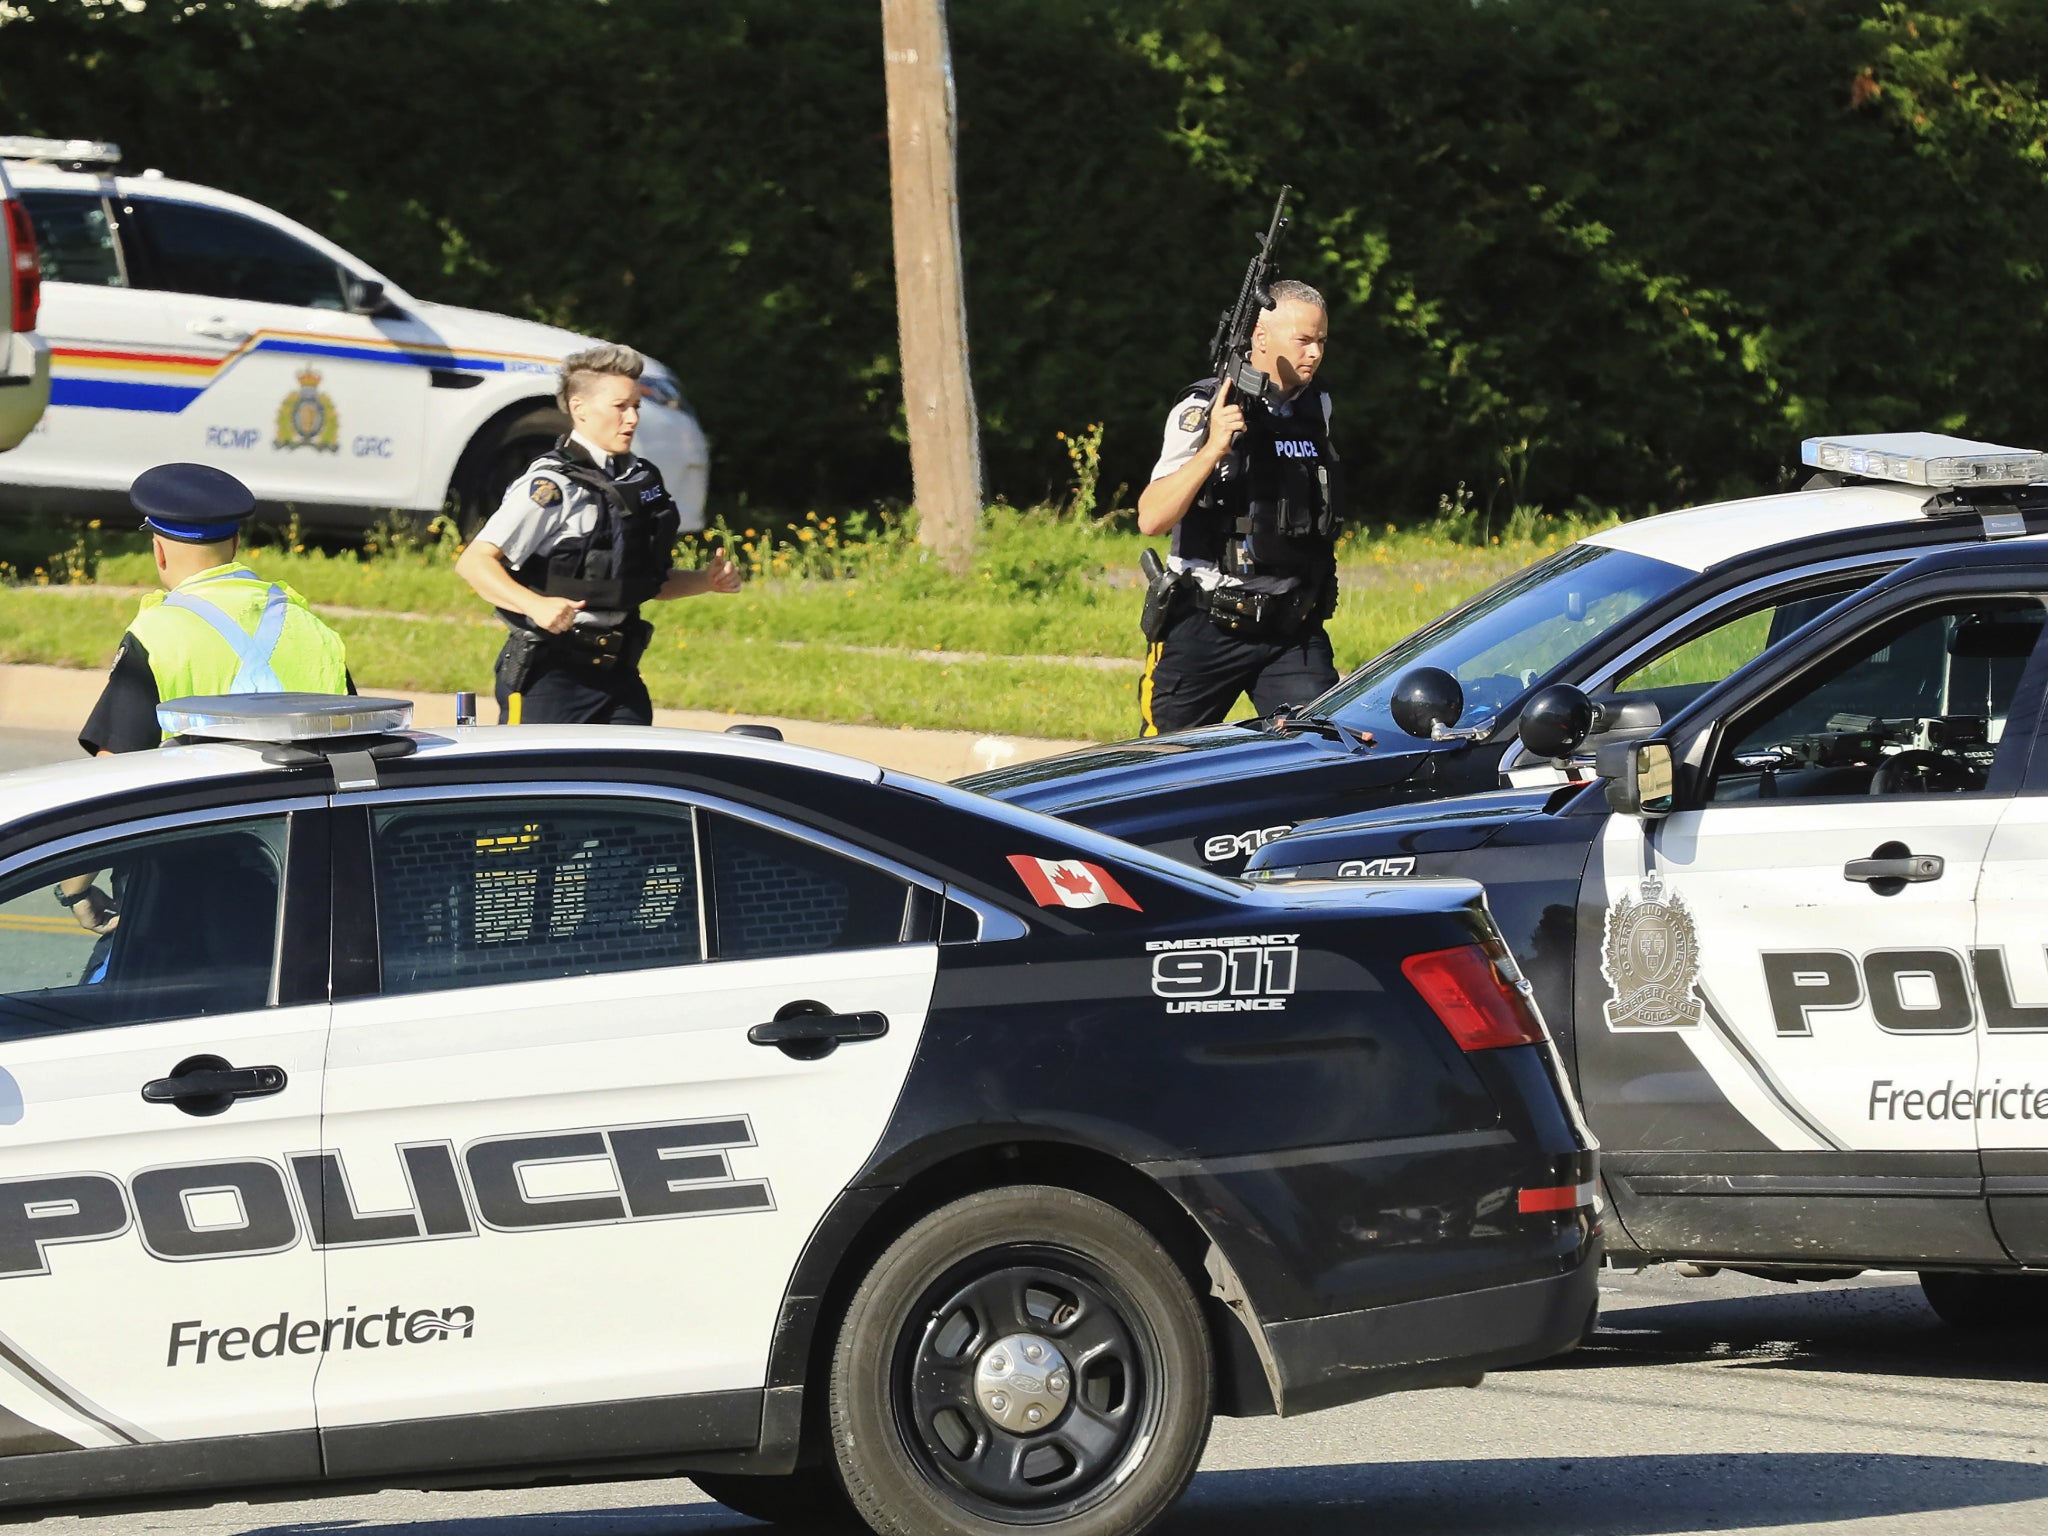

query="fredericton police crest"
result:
[1600,871,1702,1029]
[275,368,340,453]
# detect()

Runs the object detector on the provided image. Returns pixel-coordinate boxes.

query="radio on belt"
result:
[1802,431,2048,488]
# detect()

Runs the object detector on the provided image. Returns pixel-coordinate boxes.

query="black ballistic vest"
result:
[1170,379,1343,582]
[508,439,681,623]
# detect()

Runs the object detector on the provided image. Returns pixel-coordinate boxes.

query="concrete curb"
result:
[0,662,1095,781]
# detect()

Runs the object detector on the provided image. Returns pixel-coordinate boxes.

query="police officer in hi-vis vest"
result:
[78,462,352,758]
[1135,280,1343,736]
[65,462,353,934]
[455,344,741,725]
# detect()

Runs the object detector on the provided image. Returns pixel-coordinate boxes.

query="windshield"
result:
[1318,544,1694,742]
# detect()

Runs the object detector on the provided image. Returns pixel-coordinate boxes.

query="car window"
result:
[1615,582,1866,695]
[0,818,287,1039]
[1707,597,2047,802]
[704,813,913,959]
[129,197,346,310]
[1320,544,1694,740]
[371,799,704,995]
[19,191,124,287]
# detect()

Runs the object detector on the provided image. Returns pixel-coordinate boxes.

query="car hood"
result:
[963,722,1419,813]
[1245,785,1564,873]
[399,300,601,361]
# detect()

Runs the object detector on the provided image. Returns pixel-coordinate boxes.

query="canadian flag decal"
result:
[1007,855,1143,912]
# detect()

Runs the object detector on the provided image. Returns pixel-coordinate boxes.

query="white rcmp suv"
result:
[0,138,707,530]
[0,156,51,452]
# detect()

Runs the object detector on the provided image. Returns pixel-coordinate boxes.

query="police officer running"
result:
[1135,280,1342,736]
[455,344,740,725]
[66,462,352,932]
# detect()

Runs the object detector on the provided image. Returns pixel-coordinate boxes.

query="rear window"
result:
[20,191,123,287]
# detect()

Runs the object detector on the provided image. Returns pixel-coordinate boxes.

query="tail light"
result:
[1401,941,1546,1052]
[6,198,39,332]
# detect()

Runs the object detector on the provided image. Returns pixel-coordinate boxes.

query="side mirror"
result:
[346,277,389,316]
[1390,667,1464,740]
[1596,740,1675,818]
[1518,684,1595,760]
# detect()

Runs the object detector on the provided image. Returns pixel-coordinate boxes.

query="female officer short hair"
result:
[556,344,644,411]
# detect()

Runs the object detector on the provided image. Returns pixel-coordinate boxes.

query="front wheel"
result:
[828,1185,1213,1536]
[1919,1271,2048,1330]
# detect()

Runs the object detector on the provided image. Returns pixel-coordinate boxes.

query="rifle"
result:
[1205,186,1293,424]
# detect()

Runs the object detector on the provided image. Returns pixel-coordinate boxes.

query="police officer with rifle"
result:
[1135,189,1345,736]
[456,344,741,725]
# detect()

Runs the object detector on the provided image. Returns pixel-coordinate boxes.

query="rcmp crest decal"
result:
[1600,871,1702,1029]
[275,368,340,453]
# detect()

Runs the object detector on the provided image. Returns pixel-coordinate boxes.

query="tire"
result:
[1919,1271,2048,1330]
[691,1468,858,1528]
[828,1185,1212,1536]
[453,405,568,533]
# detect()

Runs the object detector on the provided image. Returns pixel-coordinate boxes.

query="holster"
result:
[1139,549,1181,644]
[495,627,548,697]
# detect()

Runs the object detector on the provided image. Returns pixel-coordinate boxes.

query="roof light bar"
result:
[157,693,413,743]
[0,136,122,167]
[1802,432,2048,489]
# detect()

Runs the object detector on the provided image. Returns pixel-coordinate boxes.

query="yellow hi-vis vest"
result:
[126,563,350,737]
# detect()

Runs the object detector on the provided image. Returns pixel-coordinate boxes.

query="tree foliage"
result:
[4,0,2048,522]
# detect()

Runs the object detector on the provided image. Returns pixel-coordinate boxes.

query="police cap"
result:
[131,463,257,544]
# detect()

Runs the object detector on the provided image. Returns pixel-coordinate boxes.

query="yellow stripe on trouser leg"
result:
[1138,642,1164,737]
[508,692,523,726]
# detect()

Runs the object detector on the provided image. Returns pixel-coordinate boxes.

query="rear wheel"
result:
[690,1468,857,1528]
[453,405,567,533]
[1918,1271,2048,1330]
[828,1185,1212,1536]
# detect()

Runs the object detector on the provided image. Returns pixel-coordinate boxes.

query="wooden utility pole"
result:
[881,0,982,574]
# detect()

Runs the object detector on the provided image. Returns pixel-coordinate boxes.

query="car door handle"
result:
[188,318,251,343]
[747,1002,889,1061]
[141,1054,286,1116]
[1845,854,1945,884]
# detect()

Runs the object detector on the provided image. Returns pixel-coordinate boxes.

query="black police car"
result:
[0,697,1594,1534]
[966,435,2048,875]
[1247,531,2048,1329]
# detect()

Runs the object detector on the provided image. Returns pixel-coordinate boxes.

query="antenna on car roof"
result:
[0,136,122,169]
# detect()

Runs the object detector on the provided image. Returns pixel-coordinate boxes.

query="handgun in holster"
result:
[1139,548,1181,644]
[495,627,548,697]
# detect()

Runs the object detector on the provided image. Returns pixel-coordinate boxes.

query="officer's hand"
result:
[705,545,743,594]
[1203,377,1244,459]
[68,890,118,936]
[529,595,585,634]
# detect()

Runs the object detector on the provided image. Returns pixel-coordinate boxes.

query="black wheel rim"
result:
[890,1243,1161,1525]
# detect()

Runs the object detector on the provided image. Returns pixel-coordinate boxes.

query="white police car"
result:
[0,138,707,530]
[0,697,1597,1530]
[1248,437,2048,1328]
[0,157,51,452]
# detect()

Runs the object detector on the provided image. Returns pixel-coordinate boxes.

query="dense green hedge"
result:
[4,0,2047,523]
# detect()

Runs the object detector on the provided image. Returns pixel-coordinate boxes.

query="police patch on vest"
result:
[1600,872,1702,1030]
[529,477,563,508]
[1177,404,1206,434]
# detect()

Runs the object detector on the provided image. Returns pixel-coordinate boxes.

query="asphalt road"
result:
[0,725,81,771]
[18,1267,2048,1535]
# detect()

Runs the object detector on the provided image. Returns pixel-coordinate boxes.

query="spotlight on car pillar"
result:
[1518,684,1596,761]
[1391,667,1465,740]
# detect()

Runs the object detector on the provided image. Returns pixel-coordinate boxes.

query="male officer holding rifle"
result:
[1136,190,1346,736]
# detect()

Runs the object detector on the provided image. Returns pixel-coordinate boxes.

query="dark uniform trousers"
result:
[1139,609,1338,736]
[496,656,654,726]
